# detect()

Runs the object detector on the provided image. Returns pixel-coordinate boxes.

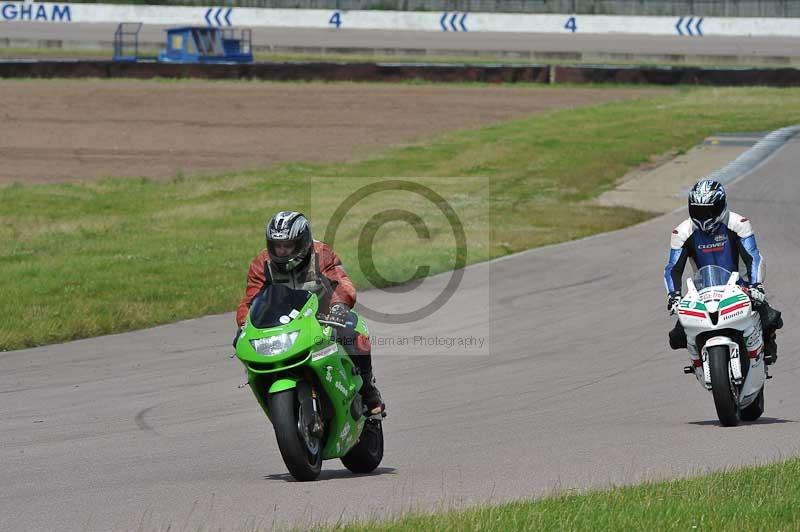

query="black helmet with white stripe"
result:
[688,179,728,233]
[266,211,313,272]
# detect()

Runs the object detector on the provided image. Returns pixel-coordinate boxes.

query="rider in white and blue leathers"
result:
[664,179,782,366]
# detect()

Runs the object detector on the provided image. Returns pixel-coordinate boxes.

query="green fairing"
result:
[309,347,365,458]
[235,288,369,461]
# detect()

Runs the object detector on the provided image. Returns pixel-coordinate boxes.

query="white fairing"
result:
[679,267,765,409]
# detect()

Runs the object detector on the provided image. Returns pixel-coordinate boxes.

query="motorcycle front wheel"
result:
[269,389,322,481]
[709,345,740,427]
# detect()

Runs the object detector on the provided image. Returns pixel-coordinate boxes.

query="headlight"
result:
[250,332,299,356]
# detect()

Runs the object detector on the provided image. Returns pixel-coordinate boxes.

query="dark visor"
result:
[689,202,724,222]
[268,239,299,252]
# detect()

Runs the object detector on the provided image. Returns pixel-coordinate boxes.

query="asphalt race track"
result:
[2,133,799,530]
[4,21,800,58]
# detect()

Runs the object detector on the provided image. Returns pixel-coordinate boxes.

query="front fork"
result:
[297,378,324,439]
[700,337,742,391]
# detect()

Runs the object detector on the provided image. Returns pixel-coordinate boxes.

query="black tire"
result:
[709,345,740,427]
[269,390,322,481]
[740,387,765,422]
[341,420,383,474]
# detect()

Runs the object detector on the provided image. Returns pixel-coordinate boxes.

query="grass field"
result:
[326,457,800,531]
[3,86,800,350]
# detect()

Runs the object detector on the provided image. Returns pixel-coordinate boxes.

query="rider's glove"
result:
[749,283,767,307]
[667,292,682,316]
[318,303,352,328]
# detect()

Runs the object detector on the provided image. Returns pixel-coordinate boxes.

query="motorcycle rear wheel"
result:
[740,387,765,422]
[341,419,383,474]
[709,345,740,427]
[269,389,322,481]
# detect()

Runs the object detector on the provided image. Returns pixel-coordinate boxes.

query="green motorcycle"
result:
[234,284,384,481]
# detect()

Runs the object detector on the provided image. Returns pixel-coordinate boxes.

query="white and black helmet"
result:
[688,179,728,233]
[266,211,313,272]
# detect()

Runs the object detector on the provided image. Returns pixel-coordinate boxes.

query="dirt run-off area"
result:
[0,80,671,184]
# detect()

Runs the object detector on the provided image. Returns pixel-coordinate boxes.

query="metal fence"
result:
[66,0,800,16]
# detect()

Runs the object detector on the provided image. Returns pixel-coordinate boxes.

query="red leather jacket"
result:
[235,241,356,326]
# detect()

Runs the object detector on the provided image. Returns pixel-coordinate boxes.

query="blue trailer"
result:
[113,24,253,63]
[159,27,253,63]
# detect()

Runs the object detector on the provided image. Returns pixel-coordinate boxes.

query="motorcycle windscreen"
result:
[692,265,733,291]
[249,284,311,329]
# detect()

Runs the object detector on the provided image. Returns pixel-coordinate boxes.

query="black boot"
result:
[360,371,385,415]
[669,320,687,350]
[343,333,386,415]
[757,303,781,365]
[764,330,778,365]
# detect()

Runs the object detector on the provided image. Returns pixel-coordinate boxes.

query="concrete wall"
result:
[7,3,800,37]
[78,0,800,17]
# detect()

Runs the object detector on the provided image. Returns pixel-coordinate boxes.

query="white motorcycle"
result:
[677,265,768,426]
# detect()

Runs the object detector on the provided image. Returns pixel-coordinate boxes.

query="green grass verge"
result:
[3,86,800,350]
[254,51,797,68]
[1,46,797,68]
[328,457,800,531]
[0,47,112,59]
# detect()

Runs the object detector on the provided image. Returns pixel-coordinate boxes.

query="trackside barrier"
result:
[3,3,800,37]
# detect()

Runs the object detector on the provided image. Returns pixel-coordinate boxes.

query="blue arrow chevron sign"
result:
[205,7,232,27]
[675,16,704,36]
[440,12,468,32]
